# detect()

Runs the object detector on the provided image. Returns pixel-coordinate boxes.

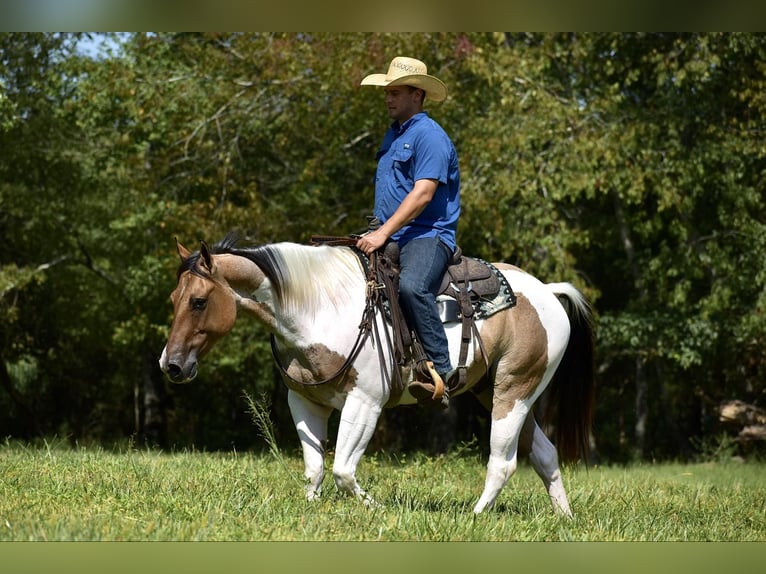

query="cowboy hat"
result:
[360,56,447,102]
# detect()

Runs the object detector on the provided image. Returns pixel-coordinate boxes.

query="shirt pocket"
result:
[393,146,413,162]
[391,144,413,181]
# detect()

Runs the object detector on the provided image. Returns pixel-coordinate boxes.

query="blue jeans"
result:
[398,237,453,375]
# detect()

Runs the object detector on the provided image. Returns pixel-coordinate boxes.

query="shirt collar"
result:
[391,111,428,135]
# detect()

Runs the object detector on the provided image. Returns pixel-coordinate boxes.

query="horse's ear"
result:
[176,238,192,262]
[199,240,215,273]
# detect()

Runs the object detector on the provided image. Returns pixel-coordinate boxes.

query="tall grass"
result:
[1,437,764,541]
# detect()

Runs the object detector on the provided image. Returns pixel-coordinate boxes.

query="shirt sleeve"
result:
[411,129,450,185]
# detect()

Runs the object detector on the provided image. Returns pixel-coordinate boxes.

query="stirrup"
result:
[409,361,445,400]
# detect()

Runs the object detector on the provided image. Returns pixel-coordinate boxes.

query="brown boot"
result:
[408,362,451,409]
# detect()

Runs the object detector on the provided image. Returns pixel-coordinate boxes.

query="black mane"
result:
[176,232,287,302]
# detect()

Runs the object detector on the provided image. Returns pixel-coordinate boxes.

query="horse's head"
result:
[159,239,238,383]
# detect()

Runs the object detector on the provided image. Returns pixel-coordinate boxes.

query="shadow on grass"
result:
[387,487,540,516]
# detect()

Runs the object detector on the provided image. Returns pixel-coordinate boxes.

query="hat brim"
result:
[361,73,447,102]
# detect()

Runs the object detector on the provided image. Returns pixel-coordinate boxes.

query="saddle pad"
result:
[454,258,517,320]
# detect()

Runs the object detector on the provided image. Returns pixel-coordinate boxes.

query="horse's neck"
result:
[214,254,276,328]
[214,253,265,293]
[245,245,366,348]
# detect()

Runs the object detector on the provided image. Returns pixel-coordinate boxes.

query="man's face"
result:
[383,86,422,123]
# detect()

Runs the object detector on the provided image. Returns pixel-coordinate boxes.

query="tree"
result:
[2,33,764,460]
[540,33,766,459]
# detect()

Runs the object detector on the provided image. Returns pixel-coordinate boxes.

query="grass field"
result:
[1,439,765,542]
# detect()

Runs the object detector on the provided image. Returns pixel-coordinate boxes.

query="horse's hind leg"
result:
[473,400,530,514]
[520,415,573,517]
[288,389,333,501]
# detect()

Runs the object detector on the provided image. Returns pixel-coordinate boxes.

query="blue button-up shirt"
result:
[373,112,460,252]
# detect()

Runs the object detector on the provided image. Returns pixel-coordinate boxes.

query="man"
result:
[356,56,460,408]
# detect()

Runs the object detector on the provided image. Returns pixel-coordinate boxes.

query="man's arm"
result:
[356,178,438,255]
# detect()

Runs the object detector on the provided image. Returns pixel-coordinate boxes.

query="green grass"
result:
[1,439,765,541]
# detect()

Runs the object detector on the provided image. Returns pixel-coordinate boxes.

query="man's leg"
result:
[398,237,453,403]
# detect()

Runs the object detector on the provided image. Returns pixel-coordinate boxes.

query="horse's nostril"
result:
[167,363,183,379]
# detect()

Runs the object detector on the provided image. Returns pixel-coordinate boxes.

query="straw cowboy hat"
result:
[360,56,447,102]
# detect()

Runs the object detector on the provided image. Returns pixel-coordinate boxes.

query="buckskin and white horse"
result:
[159,233,595,515]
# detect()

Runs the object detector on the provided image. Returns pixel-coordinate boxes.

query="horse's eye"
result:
[191,297,207,311]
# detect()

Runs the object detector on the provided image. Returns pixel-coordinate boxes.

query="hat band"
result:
[390,60,427,77]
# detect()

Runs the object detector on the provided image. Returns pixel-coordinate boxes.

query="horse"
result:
[159,233,595,515]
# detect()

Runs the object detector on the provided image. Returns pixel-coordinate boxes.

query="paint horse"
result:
[159,233,595,515]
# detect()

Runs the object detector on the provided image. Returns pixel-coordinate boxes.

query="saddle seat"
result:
[438,247,498,298]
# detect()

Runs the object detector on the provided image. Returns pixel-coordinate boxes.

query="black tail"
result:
[543,286,596,463]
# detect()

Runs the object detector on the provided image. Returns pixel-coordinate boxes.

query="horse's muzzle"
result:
[159,347,198,383]
[164,361,198,383]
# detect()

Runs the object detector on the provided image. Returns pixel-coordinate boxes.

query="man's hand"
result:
[356,178,438,256]
[356,229,388,255]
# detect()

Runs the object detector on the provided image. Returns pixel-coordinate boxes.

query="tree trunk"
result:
[612,189,650,459]
[634,357,647,458]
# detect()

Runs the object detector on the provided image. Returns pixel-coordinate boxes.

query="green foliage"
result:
[1,33,765,459]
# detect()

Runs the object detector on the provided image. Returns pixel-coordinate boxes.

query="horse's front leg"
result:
[332,391,383,506]
[288,389,333,501]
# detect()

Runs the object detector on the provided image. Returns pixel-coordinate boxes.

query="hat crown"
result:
[386,57,428,80]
